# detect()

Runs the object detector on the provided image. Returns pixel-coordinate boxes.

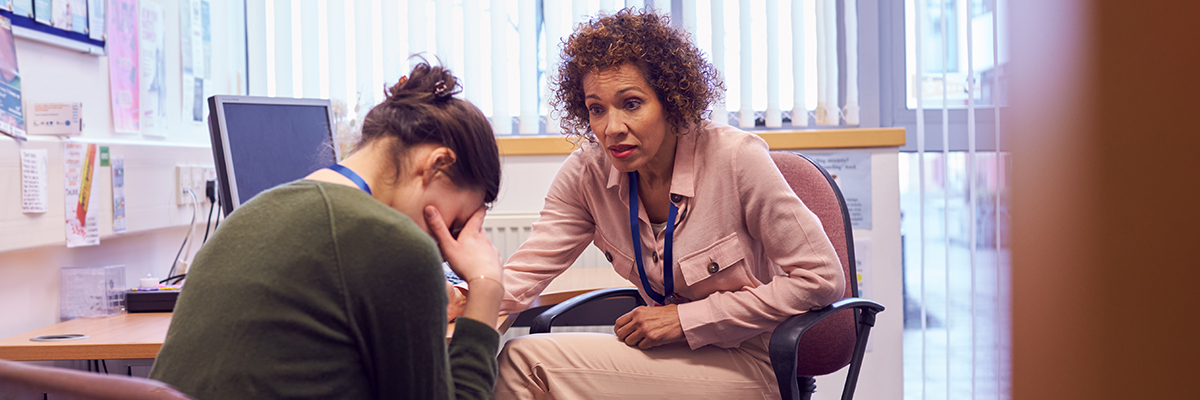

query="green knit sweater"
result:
[149,180,498,399]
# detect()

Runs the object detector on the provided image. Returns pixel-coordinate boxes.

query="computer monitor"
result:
[207,95,340,216]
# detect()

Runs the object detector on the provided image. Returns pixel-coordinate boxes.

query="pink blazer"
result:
[500,121,845,350]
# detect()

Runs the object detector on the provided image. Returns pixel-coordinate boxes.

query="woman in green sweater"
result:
[149,61,504,399]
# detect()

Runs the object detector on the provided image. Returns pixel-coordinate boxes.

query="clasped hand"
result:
[614,304,686,349]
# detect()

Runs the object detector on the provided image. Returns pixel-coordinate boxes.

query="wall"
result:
[0,0,244,338]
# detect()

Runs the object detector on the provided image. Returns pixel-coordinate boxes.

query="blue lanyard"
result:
[327,164,372,195]
[628,172,678,305]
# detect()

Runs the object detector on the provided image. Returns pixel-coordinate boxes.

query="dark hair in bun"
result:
[356,57,501,203]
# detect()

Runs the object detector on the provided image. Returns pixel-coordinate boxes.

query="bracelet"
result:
[467,275,503,287]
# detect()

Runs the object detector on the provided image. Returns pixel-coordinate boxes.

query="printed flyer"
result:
[0,15,25,140]
[139,0,166,136]
[112,156,127,233]
[87,0,105,41]
[64,142,100,247]
[106,0,138,133]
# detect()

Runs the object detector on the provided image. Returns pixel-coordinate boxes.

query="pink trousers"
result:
[494,332,780,399]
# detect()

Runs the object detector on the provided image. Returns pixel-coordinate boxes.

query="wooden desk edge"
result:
[0,343,162,361]
[497,128,906,156]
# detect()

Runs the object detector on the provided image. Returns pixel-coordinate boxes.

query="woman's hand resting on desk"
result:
[614,305,686,349]
[425,205,503,328]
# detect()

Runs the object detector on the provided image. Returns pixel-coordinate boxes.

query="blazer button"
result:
[605,251,613,262]
[707,262,720,274]
[652,251,659,263]
[671,194,683,203]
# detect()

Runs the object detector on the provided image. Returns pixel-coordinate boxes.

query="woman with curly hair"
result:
[469,9,843,398]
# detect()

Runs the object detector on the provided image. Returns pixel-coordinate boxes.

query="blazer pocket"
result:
[594,234,635,280]
[679,233,746,287]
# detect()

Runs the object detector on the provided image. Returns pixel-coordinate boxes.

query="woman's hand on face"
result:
[614,305,685,349]
[424,205,502,283]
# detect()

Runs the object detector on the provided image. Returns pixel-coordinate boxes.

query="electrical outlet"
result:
[176,165,191,205]
[190,166,206,204]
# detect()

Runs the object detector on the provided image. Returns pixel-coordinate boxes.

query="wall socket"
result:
[176,165,216,206]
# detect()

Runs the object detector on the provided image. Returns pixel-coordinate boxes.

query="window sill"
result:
[496,128,906,156]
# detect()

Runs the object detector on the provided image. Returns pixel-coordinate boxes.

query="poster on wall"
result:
[64,142,100,248]
[32,0,49,25]
[807,152,873,230]
[111,156,126,233]
[180,0,209,124]
[86,0,103,40]
[50,0,69,30]
[12,1,35,18]
[69,0,86,34]
[138,0,165,136]
[0,15,25,140]
[106,0,137,133]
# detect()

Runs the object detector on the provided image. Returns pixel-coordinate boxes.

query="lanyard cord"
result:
[628,172,678,305]
[327,164,372,195]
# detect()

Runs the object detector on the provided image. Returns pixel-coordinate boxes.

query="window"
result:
[247,0,866,137]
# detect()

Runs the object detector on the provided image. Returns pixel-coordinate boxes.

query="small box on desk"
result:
[126,289,181,313]
[60,265,126,319]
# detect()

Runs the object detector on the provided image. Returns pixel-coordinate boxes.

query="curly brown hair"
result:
[550,8,725,141]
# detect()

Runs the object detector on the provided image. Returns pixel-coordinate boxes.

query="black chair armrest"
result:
[529,288,646,334]
[769,298,885,400]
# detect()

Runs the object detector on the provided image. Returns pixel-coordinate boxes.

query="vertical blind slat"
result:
[410,0,428,63]
[301,0,321,99]
[354,0,374,109]
[814,0,826,125]
[764,0,781,127]
[939,0,951,396]
[246,0,268,96]
[737,0,753,128]
[709,0,726,123]
[681,0,697,38]
[437,0,455,71]
[463,0,483,107]
[272,0,292,98]
[913,0,929,397]
[821,0,838,125]
[380,0,402,84]
[965,0,978,395]
[490,0,512,134]
[326,0,348,115]
[291,2,304,97]
[790,0,806,126]
[843,0,859,125]
[518,0,539,134]
[544,0,563,134]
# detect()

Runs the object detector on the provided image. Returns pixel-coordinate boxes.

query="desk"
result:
[0,267,633,362]
[0,313,171,361]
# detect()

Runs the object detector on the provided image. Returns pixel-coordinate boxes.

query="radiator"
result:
[481,213,607,269]
[482,213,617,344]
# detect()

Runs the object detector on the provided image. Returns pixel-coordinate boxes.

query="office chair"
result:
[0,359,192,399]
[527,151,885,400]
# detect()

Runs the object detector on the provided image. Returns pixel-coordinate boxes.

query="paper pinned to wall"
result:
[87,0,105,40]
[21,149,48,213]
[32,0,50,25]
[0,15,26,140]
[13,1,34,19]
[807,152,873,229]
[64,142,100,247]
[106,0,139,133]
[180,0,210,124]
[139,0,166,136]
[112,156,127,233]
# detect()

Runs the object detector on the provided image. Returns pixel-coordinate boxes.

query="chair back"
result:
[769,151,858,377]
